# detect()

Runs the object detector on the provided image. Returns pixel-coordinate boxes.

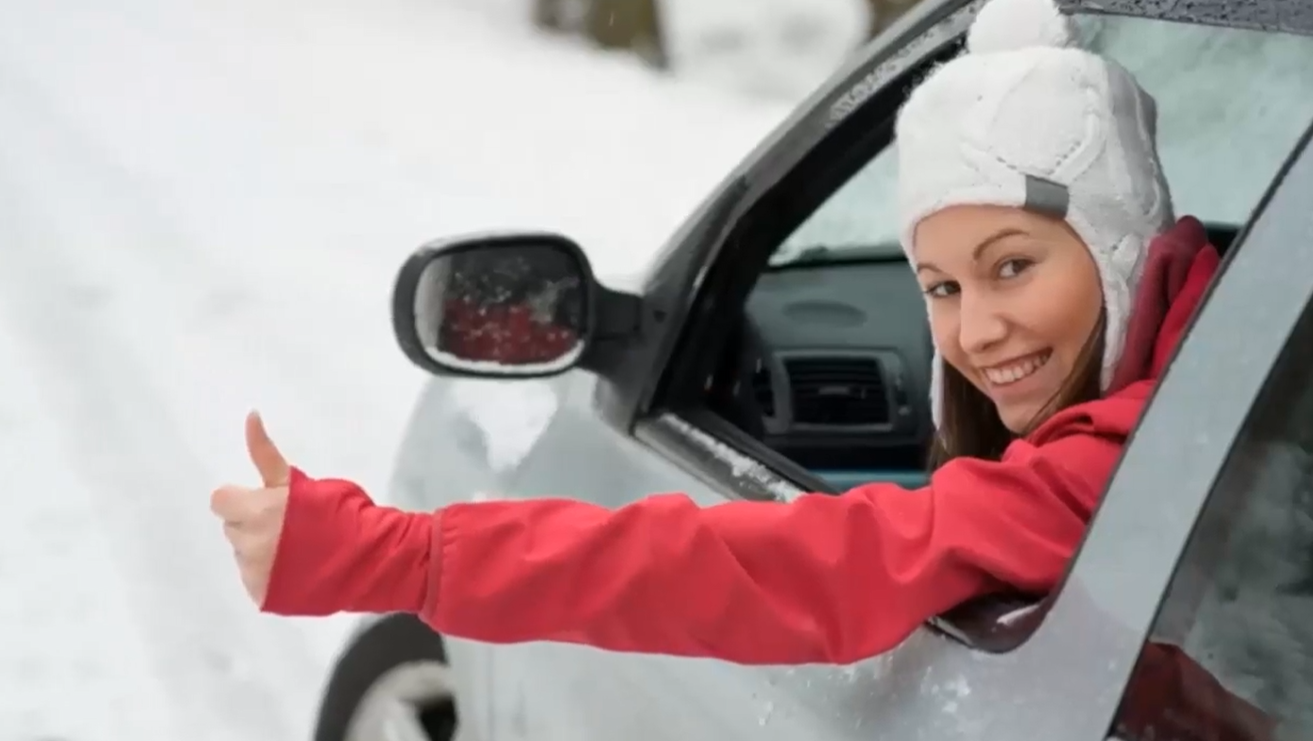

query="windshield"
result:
[770,13,1313,268]
[770,147,900,267]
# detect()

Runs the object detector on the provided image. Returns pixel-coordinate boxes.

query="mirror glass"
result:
[413,241,587,375]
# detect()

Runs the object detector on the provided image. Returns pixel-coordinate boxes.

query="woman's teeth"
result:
[984,351,1052,386]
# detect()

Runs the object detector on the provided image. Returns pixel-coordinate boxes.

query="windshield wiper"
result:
[772,244,839,267]
[772,243,904,267]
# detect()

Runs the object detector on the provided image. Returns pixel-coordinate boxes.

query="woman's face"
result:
[913,204,1104,433]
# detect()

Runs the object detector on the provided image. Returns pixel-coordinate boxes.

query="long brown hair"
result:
[928,310,1106,470]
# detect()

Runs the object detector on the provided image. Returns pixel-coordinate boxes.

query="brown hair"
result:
[928,310,1106,470]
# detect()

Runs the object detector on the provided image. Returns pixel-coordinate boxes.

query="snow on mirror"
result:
[413,242,587,376]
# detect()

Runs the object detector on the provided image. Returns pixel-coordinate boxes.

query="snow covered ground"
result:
[0,0,791,738]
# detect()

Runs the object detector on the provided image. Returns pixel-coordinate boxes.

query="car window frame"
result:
[596,0,1313,438]
[600,0,1313,442]
[609,0,1313,649]
[628,0,1313,516]
[620,0,1313,496]
[627,5,980,503]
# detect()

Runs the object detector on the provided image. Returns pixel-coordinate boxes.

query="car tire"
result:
[313,613,460,741]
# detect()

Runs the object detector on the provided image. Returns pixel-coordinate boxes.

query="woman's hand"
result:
[210,411,291,606]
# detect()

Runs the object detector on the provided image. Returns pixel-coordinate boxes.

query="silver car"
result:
[312,0,1313,738]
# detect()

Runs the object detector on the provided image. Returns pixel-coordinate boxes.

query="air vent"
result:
[751,361,775,417]
[786,356,889,426]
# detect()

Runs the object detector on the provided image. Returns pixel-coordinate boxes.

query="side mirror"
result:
[392,232,639,379]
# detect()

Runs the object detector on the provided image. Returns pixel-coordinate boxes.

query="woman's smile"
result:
[978,348,1056,403]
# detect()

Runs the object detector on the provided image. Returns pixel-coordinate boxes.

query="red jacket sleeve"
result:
[420,431,1118,664]
[261,425,1123,665]
[261,469,434,616]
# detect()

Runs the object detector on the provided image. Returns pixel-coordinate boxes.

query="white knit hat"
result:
[896,0,1175,429]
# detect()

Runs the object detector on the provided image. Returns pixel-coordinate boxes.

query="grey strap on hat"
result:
[1023,174,1070,218]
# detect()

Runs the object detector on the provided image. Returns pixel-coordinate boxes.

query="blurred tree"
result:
[533,0,668,69]
[533,0,562,31]
[533,0,586,33]
[866,0,923,38]
[587,0,668,69]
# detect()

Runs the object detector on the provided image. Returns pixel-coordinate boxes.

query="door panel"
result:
[1107,277,1313,737]
[493,384,1054,741]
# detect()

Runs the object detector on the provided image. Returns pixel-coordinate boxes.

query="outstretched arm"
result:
[258,433,1116,665]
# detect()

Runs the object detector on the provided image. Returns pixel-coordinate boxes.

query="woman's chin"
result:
[995,402,1047,435]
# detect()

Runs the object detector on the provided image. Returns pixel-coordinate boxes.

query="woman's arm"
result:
[261,431,1118,665]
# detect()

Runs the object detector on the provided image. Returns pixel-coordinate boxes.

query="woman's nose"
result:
[957,291,1009,355]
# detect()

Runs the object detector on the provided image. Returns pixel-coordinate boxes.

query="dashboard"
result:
[741,255,934,484]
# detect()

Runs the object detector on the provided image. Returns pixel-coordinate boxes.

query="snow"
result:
[651,0,869,100]
[448,381,562,473]
[0,0,791,738]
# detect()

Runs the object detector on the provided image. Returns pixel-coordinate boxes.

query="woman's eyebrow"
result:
[972,228,1027,261]
[915,227,1028,274]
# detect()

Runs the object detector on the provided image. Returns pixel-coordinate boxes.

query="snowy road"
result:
[0,1,785,738]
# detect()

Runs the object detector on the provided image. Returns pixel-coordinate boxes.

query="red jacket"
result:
[261,218,1266,738]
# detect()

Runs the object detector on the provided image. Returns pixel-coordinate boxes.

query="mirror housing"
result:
[392,231,641,379]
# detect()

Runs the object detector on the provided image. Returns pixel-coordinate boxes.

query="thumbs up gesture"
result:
[211,411,292,606]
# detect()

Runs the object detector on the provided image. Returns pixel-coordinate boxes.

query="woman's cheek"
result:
[927,304,958,354]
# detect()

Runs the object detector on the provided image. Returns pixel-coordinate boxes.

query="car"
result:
[311,0,1313,739]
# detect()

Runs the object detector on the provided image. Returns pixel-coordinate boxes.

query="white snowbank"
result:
[0,0,791,738]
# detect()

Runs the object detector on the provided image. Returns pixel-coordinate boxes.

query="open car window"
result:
[737,14,1313,499]
[771,14,1313,268]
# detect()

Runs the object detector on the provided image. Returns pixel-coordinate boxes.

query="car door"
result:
[485,1,1313,740]
[1099,122,1313,739]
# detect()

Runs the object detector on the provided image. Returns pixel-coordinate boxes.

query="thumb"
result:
[245,410,291,487]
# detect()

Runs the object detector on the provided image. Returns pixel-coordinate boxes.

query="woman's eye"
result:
[923,281,959,298]
[998,258,1034,279]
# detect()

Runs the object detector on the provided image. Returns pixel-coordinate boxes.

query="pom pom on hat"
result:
[966,0,1077,54]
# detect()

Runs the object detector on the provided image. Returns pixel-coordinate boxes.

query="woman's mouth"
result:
[982,350,1052,387]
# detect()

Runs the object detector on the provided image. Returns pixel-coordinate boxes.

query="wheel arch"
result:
[312,613,451,741]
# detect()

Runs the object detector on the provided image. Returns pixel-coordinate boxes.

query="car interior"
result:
[706,223,1240,492]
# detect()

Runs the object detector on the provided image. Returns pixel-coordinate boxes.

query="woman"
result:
[212,0,1267,736]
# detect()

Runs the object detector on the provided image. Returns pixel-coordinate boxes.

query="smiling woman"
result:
[913,204,1106,458]
[890,0,1181,466]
